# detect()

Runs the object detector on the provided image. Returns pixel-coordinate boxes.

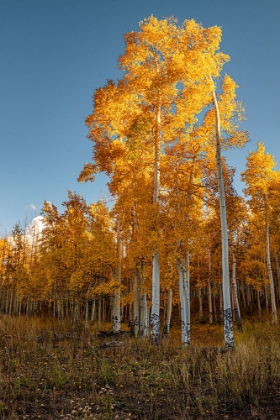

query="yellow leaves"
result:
[240,259,268,291]
[92,279,124,298]
[242,142,280,199]
[78,162,96,183]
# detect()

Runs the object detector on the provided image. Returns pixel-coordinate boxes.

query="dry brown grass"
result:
[0,316,280,419]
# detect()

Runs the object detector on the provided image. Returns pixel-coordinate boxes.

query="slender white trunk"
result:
[212,84,234,348]
[177,253,191,346]
[113,220,122,333]
[98,298,101,326]
[207,250,213,324]
[165,288,173,335]
[232,252,242,332]
[265,209,278,324]
[140,262,149,337]
[140,293,149,337]
[91,299,95,323]
[257,291,262,319]
[151,251,160,340]
[151,102,161,342]
[198,287,203,321]
[183,255,191,345]
[84,284,92,332]
[178,262,188,345]
[275,251,280,302]
[133,266,140,337]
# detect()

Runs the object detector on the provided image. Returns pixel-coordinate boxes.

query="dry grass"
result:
[0,316,280,419]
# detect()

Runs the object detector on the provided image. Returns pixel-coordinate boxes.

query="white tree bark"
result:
[207,250,213,324]
[211,84,234,348]
[265,207,278,324]
[178,261,188,345]
[112,220,122,333]
[133,265,140,337]
[274,251,280,302]
[140,292,149,337]
[177,253,191,346]
[165,288,173,335]
[232,252,242,332]
[139,261,149,337]
[151,103,161,342]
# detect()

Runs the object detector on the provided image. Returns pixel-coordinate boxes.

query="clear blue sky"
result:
[1,0,280,233]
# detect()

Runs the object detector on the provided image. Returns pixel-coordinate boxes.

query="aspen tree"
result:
[242,143,280,324]
[80,17,248,342]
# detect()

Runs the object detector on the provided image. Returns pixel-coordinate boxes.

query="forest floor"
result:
[0,315,280,419]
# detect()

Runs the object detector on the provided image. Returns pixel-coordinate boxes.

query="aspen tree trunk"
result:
[112,220,122,333]
[26,296,30,317]
[198,287,203,321]
[140,293,148,337]
[9,289,13,315]
[84,285,92,332]
[151,102,161,342]
[213,289,217,321]
[133,266,140,337]
[102,297,106,323]
[98,298,101,327]
[177,254,191,346]
[207,251,213,324]
[91,299,96,324]
[65,292,69,319]
[232,252,242,332]
[0,275,2,312]
[212,85,234,348]
[139,261,149,337]
[164,288,173,335]
[178,262,188,345]
[275,251,280,302]
[265,284,269,313]
[18,298,22,316]
[132,205,139,336]
[241,281,247,310]
[183,254,191,345]
[265,209,278,324]
[257,291,262,319]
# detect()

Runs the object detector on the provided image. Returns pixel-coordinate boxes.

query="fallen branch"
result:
[99,341,125,349]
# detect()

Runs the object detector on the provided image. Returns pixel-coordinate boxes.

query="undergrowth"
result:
[0,316,280,419]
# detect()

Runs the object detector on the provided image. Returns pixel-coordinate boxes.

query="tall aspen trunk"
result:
[9,289,13,315]
[26,296,30,317]
[198,287,203,321]
[183,254,191,345]
[265,208,278,324]
[207,251,213,324]
[151,102,161,342]
[257,291,262,319]
[232,252,242,332]
[113,220,122,333]
[140,293,148,337]
[212,287,217,321]
[98,298,101,327]
[84,285,92,332]
[139,261,148,337]
[178,262,188,345]
[133,266,140,337]
[91,299,96,324]
[132,205,139,337]
[275,251,280,302]
[177,253,191,346]
[265,284,269,313]
[212,85,234,348]
[164,288,172,335]
[241,281,247,310]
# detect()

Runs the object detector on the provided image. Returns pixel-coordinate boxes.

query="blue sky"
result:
[1,0,280,233]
